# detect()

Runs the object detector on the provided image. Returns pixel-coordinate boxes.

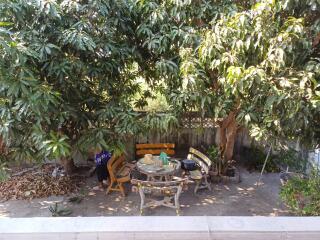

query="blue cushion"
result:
[181,159,198,171]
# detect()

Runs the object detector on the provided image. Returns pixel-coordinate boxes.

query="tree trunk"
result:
[217,111,238,174]
[60,157,76,175]
[224,117,237,162]
[0,137,5,154]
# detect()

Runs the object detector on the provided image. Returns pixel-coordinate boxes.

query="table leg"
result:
[165,175,173,181]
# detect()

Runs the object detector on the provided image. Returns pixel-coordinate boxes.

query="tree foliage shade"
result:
[178,0,320,145]
[0,0,179,165]
[0,0,319,169]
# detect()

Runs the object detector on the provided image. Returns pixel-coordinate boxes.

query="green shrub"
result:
[280,172,320,216]
[207,145,219,163]
[206,145,221,172]
[241,146,279,172]
[275,148,308,173]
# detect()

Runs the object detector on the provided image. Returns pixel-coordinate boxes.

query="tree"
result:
[0,0,319,175]
[0,0,177,173]
[177,0,320,172]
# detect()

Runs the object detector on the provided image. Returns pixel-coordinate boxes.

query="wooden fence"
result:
[124,115,252,161]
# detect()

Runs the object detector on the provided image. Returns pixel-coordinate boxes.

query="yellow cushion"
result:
[190,170,202,180]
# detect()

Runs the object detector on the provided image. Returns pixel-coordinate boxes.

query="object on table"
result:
[154,159,163,167]
[143,154,154,164]
[136,158,181,182]
[160,152,169,165]
[181,159,198,171]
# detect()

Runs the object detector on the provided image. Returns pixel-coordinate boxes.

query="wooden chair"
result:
[187,147,212,194]
[106,154,134,197]
[131,177,186,215]
[136,143,175,158]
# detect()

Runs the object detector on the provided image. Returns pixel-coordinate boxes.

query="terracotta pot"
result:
[226,166,235,177]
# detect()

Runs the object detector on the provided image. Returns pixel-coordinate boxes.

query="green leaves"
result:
[0,0,140,163]
[143,112,178,132]
[280,171,320,216]
[0,0,319,166]
[61,29,96,52]
[33,42,60,61]
[41,132,71,159]
[177,0,320,145]
[155,59,178,76]
[226,66,243,85]
[0,21,11,27]
[38,0,61,19]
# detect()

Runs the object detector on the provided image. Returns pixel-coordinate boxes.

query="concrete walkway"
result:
[0,217,319,240]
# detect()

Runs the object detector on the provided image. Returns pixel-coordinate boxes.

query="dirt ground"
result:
[0,168,290,217]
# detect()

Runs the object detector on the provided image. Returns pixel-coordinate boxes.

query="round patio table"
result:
[136,157,181,181]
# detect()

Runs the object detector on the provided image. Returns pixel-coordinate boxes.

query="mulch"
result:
[0,164,84,201]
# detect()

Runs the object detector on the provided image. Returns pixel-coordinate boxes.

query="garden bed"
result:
[0,164,84,201]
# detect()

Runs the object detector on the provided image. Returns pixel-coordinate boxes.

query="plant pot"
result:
[209,170,219,177]
[226,166,235,177]
[209,170,220,183]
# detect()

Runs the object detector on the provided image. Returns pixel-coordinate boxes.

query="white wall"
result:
[0,216,319,240]
[309,149,320,167]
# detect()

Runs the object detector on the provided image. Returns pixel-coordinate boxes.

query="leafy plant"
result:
[275,148,308,173]
[41,131,71,160]
[68,195,83,204]
[49,203,72,217]
[68,187,87,204]
[207,145,219,161]
[241,146,280,173]
[0,162,9,182]
[280,171,320,216]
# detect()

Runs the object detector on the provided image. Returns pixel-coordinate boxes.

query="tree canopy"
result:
[0,0,319,172]
[178,0,320,162]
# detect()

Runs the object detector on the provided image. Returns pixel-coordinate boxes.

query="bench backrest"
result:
[136,143,175,157]
[107,154,126,181]
[187,147,212,174]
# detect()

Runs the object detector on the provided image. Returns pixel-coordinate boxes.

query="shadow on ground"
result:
[0,168,290,217]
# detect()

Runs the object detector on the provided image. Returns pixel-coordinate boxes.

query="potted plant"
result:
[226,165,236,177]
[225,160,236,177]
[207,145,220,178]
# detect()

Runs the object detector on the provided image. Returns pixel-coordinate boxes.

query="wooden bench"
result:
[106,154,134,197]
[136,143,175,157]
[187,147,212,194]
[131,177,186,215]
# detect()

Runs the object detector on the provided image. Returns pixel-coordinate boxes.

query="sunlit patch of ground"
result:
[0,168,290,217]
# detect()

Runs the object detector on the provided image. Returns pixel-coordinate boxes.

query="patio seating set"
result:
[105,143,239,215]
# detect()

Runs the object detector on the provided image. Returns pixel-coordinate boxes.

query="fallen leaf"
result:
[0,164,84,201]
